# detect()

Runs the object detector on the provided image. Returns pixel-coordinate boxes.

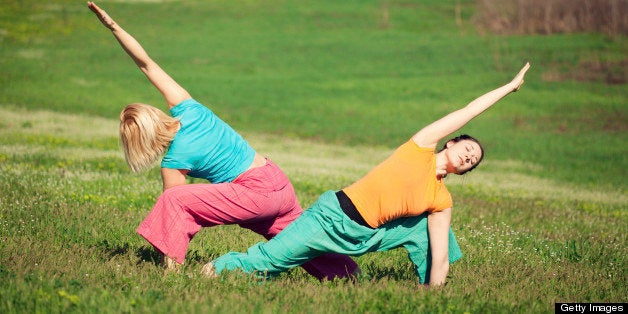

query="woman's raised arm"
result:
[88,1,191,108]
[412,62,530,148]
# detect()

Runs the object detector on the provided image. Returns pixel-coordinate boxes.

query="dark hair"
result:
[439,134,484,175]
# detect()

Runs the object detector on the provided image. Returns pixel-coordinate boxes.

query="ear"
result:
[445,140,455,148]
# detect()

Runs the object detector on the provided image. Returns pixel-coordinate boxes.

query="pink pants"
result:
[137,159,358,280]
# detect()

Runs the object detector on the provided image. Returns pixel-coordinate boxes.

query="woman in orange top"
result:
[206,63,531,287]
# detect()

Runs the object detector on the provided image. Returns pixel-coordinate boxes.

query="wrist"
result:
[508,80,523,92]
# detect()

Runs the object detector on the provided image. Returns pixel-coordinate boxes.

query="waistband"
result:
[336,190,373,229]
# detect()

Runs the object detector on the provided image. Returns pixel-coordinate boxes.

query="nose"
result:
[463,153,471,164]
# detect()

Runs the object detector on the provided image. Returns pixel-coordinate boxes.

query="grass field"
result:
[0,0,626,313]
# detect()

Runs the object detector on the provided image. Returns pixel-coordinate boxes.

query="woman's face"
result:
[445,139,482,174]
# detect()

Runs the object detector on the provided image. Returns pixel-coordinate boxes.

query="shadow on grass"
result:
[186,250,218,265]
[96,240,162,266]
[97,238,222,269]
[97,240,129,257]
[361,261,416,281]
[135,246,162,266]
[97,241,416,282]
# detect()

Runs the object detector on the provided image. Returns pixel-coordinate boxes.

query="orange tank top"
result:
[343,140,453,228]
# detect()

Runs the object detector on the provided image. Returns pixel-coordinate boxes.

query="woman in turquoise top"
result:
[88,2,359,279]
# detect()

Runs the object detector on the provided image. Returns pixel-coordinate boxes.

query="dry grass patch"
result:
[2,106,625,209]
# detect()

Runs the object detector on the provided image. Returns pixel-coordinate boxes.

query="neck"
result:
[435,150,449,179]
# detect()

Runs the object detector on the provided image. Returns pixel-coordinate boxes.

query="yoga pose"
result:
[87,2,359,280]
[207,63,531,286]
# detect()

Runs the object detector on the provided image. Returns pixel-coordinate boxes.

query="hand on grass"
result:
[510,62,531,92]
[87,1,117,30]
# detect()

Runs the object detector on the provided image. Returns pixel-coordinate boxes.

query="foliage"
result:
[474,0,628,37]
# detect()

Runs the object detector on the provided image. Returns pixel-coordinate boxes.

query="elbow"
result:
[139,63,150,74]
[163,181,186,191]
[134,57,153,73]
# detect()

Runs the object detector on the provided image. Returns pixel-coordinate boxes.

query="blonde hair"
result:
[119,103,180,172]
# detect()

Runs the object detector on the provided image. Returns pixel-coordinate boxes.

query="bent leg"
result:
[212,191,370,277]
[213,208,329,276]
[260,199,359,280]
[137,181,284,264]
[236,162,360,280]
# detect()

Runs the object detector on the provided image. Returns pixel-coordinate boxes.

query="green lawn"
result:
[0,0,626,313]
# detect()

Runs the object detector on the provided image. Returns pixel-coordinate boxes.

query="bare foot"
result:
[200,262,217,278]
[163,255,181,275]
[348,265,362,283]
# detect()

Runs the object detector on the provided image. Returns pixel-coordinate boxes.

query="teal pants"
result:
[212,190,462,283]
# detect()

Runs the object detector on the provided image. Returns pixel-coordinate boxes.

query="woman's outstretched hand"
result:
[510,62,531,92]
[87,2,116,30]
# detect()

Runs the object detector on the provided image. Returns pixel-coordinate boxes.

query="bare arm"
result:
[161,168,189,191]
[87,2,191,109]
[426,207,452,287]
[413,62,530,148]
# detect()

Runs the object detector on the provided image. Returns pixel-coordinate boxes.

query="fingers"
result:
[519,62,531,76]
[87,1,100,16]
[87,1,106,18]
[516,62,531,82]
[87,1,99,13]
[87,1,116,29]
[87,1,100,10]
[509,62,530,92]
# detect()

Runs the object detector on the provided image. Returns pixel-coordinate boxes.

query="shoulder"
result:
[396,139,436,160]
[171,98,201,108]
[411,132,439,150]
[171,98,209,113]
[404,139,436,152]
